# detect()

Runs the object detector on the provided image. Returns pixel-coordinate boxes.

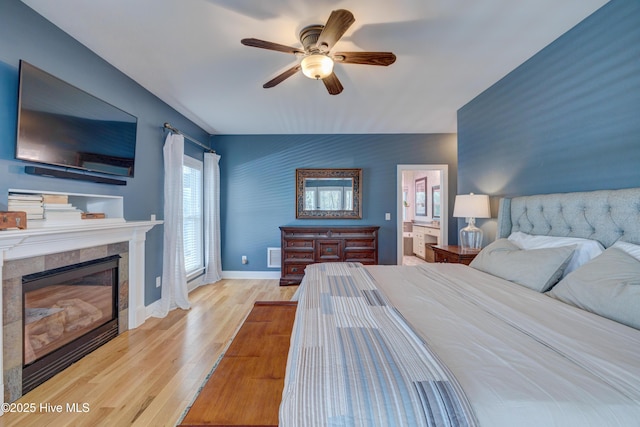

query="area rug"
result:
[175,308,252,425]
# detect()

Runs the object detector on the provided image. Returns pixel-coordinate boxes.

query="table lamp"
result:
[453,193,490,249]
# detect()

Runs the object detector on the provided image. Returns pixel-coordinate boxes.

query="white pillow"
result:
[612,241,640,261]
[508,231,604,276]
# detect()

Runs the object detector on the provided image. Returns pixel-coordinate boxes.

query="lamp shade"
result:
[301,54,334,80]
[453,193,490,219]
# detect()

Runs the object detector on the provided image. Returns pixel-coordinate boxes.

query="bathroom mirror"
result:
[432,185,441,218]
[296,168,362,219]
[415,177,427,216]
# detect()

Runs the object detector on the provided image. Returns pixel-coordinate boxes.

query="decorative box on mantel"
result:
[0,190,162,404]
[0,212,26,230]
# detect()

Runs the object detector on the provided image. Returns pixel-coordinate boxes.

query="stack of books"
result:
[7,193,44,220]
[41,194,83,222]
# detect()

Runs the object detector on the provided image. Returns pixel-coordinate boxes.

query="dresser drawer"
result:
[285,239,314,248]
[344,239,375,249]
[344,250,376,264]
[423,227,439,237]
[283,263,309,276]
[283,251,314,262]
[317,240,342,261]
[434,251,457,263]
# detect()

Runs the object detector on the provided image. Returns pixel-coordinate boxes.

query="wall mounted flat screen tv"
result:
[16,60,138,177]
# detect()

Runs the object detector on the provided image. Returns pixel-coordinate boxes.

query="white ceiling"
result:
[20,0,608,135]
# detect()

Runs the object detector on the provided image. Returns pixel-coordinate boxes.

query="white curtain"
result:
[203,152,222,283]
[153,132,191,318]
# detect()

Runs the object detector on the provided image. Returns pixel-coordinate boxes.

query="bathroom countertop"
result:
[413,222,440,229]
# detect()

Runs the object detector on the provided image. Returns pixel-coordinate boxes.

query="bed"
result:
[279,187,640,427]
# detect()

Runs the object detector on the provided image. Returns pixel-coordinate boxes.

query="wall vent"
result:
[267,247,281,268]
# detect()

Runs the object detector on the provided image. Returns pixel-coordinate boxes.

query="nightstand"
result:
[432,245,481,265]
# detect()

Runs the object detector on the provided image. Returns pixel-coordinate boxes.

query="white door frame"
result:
[396,164,449,265]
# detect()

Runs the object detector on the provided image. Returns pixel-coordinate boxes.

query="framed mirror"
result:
[296,168,362,219]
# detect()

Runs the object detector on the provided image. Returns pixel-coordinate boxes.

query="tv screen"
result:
[16,60,138,177]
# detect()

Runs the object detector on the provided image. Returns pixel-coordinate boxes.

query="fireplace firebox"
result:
[22,255,119,394]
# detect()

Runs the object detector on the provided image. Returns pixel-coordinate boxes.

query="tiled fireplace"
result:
[4,244,128,400]
[0,220,160,403]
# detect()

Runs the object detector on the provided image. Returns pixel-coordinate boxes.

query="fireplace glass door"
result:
[22,256,119,366]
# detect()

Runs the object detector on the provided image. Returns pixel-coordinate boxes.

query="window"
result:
[303,179,353,211]
[183,156,204,278]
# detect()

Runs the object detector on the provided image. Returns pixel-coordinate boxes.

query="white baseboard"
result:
[221,270,281,280]
[145,299,161,320]
[187,275,206,292]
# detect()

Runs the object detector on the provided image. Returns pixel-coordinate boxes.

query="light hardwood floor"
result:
[1,279,297,427]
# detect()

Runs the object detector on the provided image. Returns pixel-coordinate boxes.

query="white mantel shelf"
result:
[0,219,162,329]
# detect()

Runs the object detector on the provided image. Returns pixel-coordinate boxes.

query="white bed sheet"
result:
[366,263,640,427]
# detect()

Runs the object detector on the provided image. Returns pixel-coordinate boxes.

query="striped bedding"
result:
[279,262,477,427]
[281,261,640,426]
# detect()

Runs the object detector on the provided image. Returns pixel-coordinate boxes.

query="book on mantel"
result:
[7,193,44,220]
[36,193,82,221]
[41,194,69,204]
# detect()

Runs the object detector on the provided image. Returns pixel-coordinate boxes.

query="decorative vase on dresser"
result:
[279,226,380,286]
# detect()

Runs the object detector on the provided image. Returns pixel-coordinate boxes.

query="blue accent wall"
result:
[0,0,209,304]
[213,134,457,270]
[457,0,640,241]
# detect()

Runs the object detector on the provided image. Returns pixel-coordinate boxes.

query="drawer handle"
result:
[326,248,333,253]
[292,268,298,272]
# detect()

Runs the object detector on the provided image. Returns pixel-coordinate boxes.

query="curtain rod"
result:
[163,122,215,153]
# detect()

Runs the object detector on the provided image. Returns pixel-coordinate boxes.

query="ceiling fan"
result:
[241,9,396,95]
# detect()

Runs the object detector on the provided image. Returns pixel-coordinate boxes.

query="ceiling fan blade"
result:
[334,52,397,66]
[263,65,302,88]
[241,38,303,55]
[322,72,343,95]
[316,9,355,52]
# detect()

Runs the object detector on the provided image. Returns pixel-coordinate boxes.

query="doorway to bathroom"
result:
[396,165,448,265]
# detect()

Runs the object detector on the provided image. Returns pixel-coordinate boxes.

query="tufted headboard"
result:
[497,187,640,248]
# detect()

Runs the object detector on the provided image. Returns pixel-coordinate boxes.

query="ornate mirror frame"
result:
[296,168,362,219]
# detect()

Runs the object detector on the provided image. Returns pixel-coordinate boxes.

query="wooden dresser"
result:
[279,225,380,286]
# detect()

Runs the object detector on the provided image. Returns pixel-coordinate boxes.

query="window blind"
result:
[183,156,204,276]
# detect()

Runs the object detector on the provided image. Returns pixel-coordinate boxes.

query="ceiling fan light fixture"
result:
[301,54,334,80]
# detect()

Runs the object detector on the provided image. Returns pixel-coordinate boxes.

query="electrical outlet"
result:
[242,255,248,264]
[155,276,161,288]
[385,212,391,220]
